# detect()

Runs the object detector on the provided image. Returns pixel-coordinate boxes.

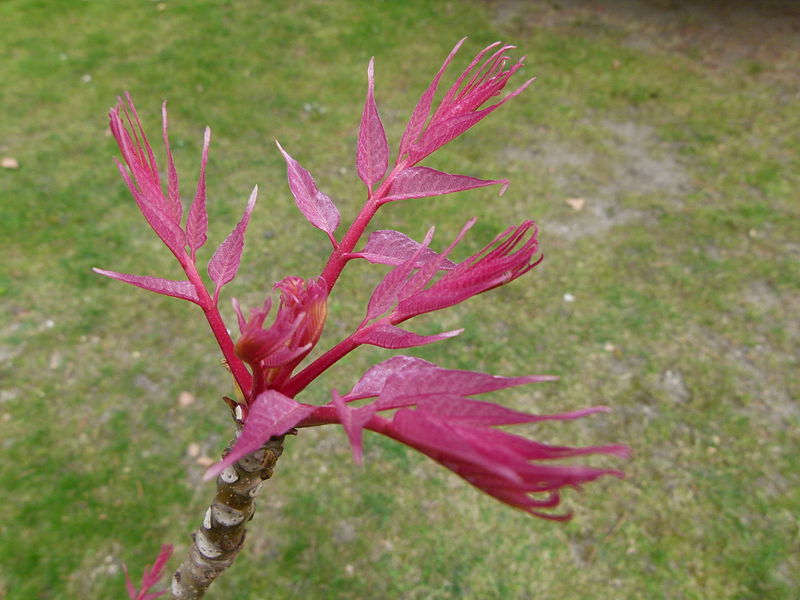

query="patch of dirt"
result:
[490,0,800,83]
[516,120,692,240]
[605,120,692,198]
[687,324,799,428]
[743,280,781,311]
[492,2,799,241]
[660,369,690,404]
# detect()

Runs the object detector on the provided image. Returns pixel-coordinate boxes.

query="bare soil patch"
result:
[514,120,693,240]
[491,0,800,83]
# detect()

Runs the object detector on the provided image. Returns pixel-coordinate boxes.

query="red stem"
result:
[183,258,253,398]
[297,405,391,436]
[282,335,360,397]
[318,163,405,291]
[286,304,422,396]
[286,163,410,395]
[319,199,378,292]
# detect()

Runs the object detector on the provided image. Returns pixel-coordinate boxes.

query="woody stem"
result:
[170,435,285,599]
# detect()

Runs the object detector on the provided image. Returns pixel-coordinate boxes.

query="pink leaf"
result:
[207,185,257,297]
[468,425,632,461]
[123,544,173,600]
[393,220,540,320]
[433,42,505,122]
[204,391,315,480]
[395,271,508,318]
[115,160,186,256]
[349,229,455,269]
[415,395,588,426]
[231,298,249,334]
[332,390,374,464]
[347,355,436,399]
[402,41,535,163]
[380,326,460,349]
[140,545,173,594]
[186,126,211,254]
[363,227,434,321]
[123,565,137,599]
[109,97,186,257]
[276,141,340,240]
[395,218,475,304]
[110,94,161,197]
[377,364,554,408]
[381,166,508,203]
[93,268,199,303]
[398,38,467,158]
[408,78,533,163]
[384,411,625,518]
[161,102,182,225]
[390,409,520,483]
[352,320,462,349]
[356,57,388,190]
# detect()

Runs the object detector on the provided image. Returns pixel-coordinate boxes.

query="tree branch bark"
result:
[170,435,285,599]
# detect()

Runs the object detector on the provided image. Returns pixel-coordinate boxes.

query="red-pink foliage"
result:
[305,356,628,519]
[381,166,507,203]
[98,43,628,580]
[207,186,257,300]
[276,141,340,243]
[348,229,456,269]
[123,544,173,600]
[356,57,389,190]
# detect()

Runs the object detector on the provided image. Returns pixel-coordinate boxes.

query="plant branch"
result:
[282,335,360,397]
[318,199,379,292]
[170,435,285,599]
[318,163,405,292]
[183,261,253,398]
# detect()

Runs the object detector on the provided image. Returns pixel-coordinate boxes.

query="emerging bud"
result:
[274,277,328,350]
[233,277,329,396]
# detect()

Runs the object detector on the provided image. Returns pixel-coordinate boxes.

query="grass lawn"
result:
[1,1,798,598]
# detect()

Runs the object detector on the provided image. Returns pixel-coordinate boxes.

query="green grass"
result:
[1,1,798,598]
